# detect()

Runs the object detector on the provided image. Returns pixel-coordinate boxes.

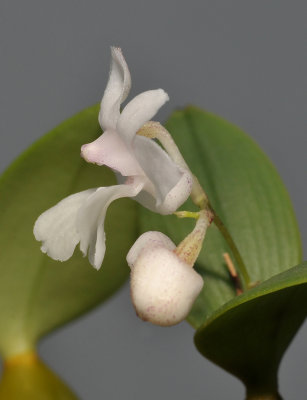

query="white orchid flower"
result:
[34,47,192,270]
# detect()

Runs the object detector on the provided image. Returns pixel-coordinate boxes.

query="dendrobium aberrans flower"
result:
[34,47,192,270]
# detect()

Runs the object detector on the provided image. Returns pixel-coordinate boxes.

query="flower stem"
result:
[174,210,200,219]
[245,391,283,400]
[223,252,243,295]
[175,210,210,267]
[213,214,251,289]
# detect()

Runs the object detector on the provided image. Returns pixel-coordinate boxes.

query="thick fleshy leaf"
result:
[0,104,137,358]
[194,263,307,397]
[139,106,302,327]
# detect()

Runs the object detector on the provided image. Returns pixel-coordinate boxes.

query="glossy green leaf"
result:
[194,262,307,398]
[0,105,136,358]
[139,106,302,327]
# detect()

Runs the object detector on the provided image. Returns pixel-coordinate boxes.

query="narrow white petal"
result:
[77,179,144,270]
[99,47,131,130]
[117,89,169,144]
[133,135,193,214]
[127,231,175,268]
[33,190,95,262]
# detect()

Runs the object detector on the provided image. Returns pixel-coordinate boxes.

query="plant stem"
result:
[223,252,243,295]
[213,213,252,290]
[246,391,283,400]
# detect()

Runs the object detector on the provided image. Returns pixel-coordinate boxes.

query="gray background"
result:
[0,1,306,399]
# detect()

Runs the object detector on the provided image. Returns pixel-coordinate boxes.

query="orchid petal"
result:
[117,89,169,145]
[155,169,193,214]
[133,135,193,214]
[77,179,144,270]
[99,47,131,130]
[33,189,95,262]
[127,231,176,268]
[81,129,143,176]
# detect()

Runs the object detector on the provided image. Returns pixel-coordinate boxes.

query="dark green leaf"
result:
[0,105,136,357]
[194,262,307,397]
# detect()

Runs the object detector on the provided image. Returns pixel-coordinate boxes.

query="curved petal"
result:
[33,189,95,261]
[77,179,144,270]
[133,135,193,214]
[81,129,143,176]
[117,89,169,145]
[155,169,193,214]
[99,47,131,130]
[127,231,176,268]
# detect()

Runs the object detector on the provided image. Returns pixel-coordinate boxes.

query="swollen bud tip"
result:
[128,232,204,326]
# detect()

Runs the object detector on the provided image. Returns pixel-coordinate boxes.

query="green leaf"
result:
[139,106,302,327]
[194,262,307,398]
[0,105,136,358]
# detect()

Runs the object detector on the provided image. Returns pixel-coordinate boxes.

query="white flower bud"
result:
[128,232,204,326]
[127,231,175,268]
